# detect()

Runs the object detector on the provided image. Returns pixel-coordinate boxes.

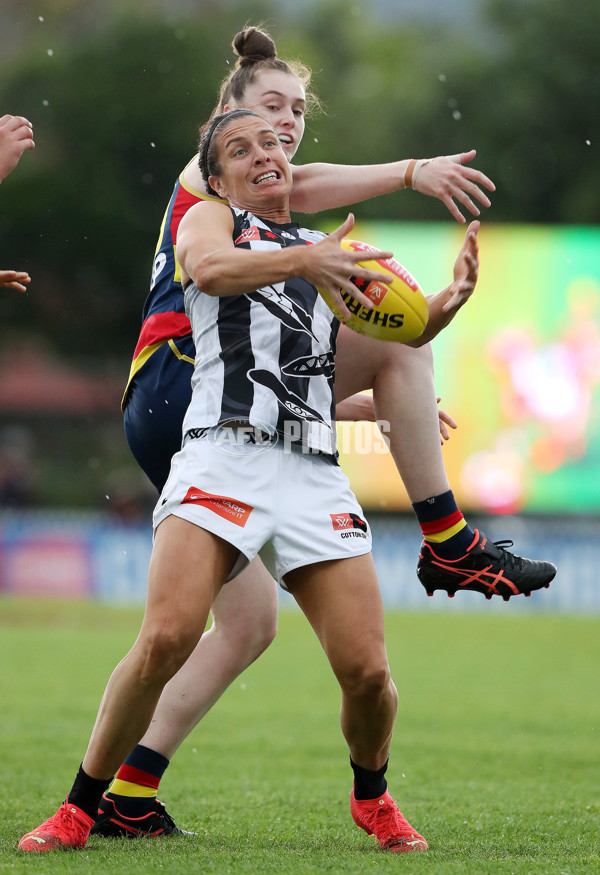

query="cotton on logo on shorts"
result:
[330,513,368,533]
[182,487,253,527]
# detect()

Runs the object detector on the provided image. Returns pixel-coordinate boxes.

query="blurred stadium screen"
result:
[336,222,600,516]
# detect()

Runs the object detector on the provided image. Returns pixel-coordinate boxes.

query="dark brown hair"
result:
[216,27,318,115]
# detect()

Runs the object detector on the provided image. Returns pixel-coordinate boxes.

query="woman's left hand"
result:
[414,151,495,223]
[442,220,480,314]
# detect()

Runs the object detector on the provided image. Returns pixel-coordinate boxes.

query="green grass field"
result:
[0,598,598,873]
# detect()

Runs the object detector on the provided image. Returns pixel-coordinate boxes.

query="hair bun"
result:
[232,27,277,64]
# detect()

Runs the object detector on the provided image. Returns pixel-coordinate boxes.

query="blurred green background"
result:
[0,0,598,510]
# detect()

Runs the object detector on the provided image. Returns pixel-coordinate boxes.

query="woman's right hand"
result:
[0,115,35,181]
[304,214,395,321]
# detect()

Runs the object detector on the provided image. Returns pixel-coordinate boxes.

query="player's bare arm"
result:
[289,150,495,222]
[182,148,494,225]
[178,206,393,320]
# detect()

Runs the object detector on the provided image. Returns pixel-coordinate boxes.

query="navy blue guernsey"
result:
[182,207,340,456]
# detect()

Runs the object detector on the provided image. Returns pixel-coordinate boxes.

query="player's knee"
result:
[135,624,200,684]
[382,337,433,374]
[212,580,278,661]
[339,658,392,702]
[247,612,278,657]
[215,607,277,664]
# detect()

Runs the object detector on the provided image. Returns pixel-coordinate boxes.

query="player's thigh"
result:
[210,555,278,639]
[333,326,379,401]
[284,553,388,683]
[145,515,240,645]
[334,324,433,403]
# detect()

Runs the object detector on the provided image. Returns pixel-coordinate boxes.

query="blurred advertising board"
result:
[0,512,596,614]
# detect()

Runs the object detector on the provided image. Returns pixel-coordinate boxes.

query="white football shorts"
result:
[153,426,372,585]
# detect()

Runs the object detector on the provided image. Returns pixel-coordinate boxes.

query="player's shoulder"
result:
[182,199,233,228]
[181,155,206,193]
[180,156,228,205]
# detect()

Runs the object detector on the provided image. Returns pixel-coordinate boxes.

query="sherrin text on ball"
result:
[318,238,428,342]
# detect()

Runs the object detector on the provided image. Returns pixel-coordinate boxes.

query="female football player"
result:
[20,107,483,854]
[102,29,554,836]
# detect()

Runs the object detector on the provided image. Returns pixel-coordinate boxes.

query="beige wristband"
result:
[411,158,432,189]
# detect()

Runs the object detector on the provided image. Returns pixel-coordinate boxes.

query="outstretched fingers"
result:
[312,219,395,321]
[438,223,479,313]
[449,151,495,191]
[442,221,480,312]
[444,170,494,220]
[0,269,31,292]
[418,153,495,222]
[437,396,457,443]
[333,248,393,318]
[329,212,356,243]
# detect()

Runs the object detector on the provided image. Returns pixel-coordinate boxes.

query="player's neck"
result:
[229,196,291,225]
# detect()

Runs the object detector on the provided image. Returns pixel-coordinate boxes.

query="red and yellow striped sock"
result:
[105,745,169,818]
[412,490,474,559]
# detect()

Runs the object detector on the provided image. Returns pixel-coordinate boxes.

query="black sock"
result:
[350,757,388,801]
[67,764,112,820]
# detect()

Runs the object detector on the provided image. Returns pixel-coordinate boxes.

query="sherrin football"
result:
[318,238,428,343]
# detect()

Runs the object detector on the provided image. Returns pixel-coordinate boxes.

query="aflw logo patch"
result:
[235,226,261,244]
[182,487,253,527]
[352,275,388,306]
[234,226,282,245]
[330,513,368,533]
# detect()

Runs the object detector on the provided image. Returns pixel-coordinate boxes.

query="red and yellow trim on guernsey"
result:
[121,164,225,411]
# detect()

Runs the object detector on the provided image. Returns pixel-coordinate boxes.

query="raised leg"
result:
[333,327,450,502]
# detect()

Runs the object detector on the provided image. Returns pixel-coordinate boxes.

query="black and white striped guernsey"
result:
[181,207,340,456]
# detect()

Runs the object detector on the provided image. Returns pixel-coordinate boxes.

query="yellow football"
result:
[318,238,428,342]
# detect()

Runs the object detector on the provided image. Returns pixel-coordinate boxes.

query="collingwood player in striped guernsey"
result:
[90,29,553,844]
[181,207,339,456]
[23,106,480,854]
